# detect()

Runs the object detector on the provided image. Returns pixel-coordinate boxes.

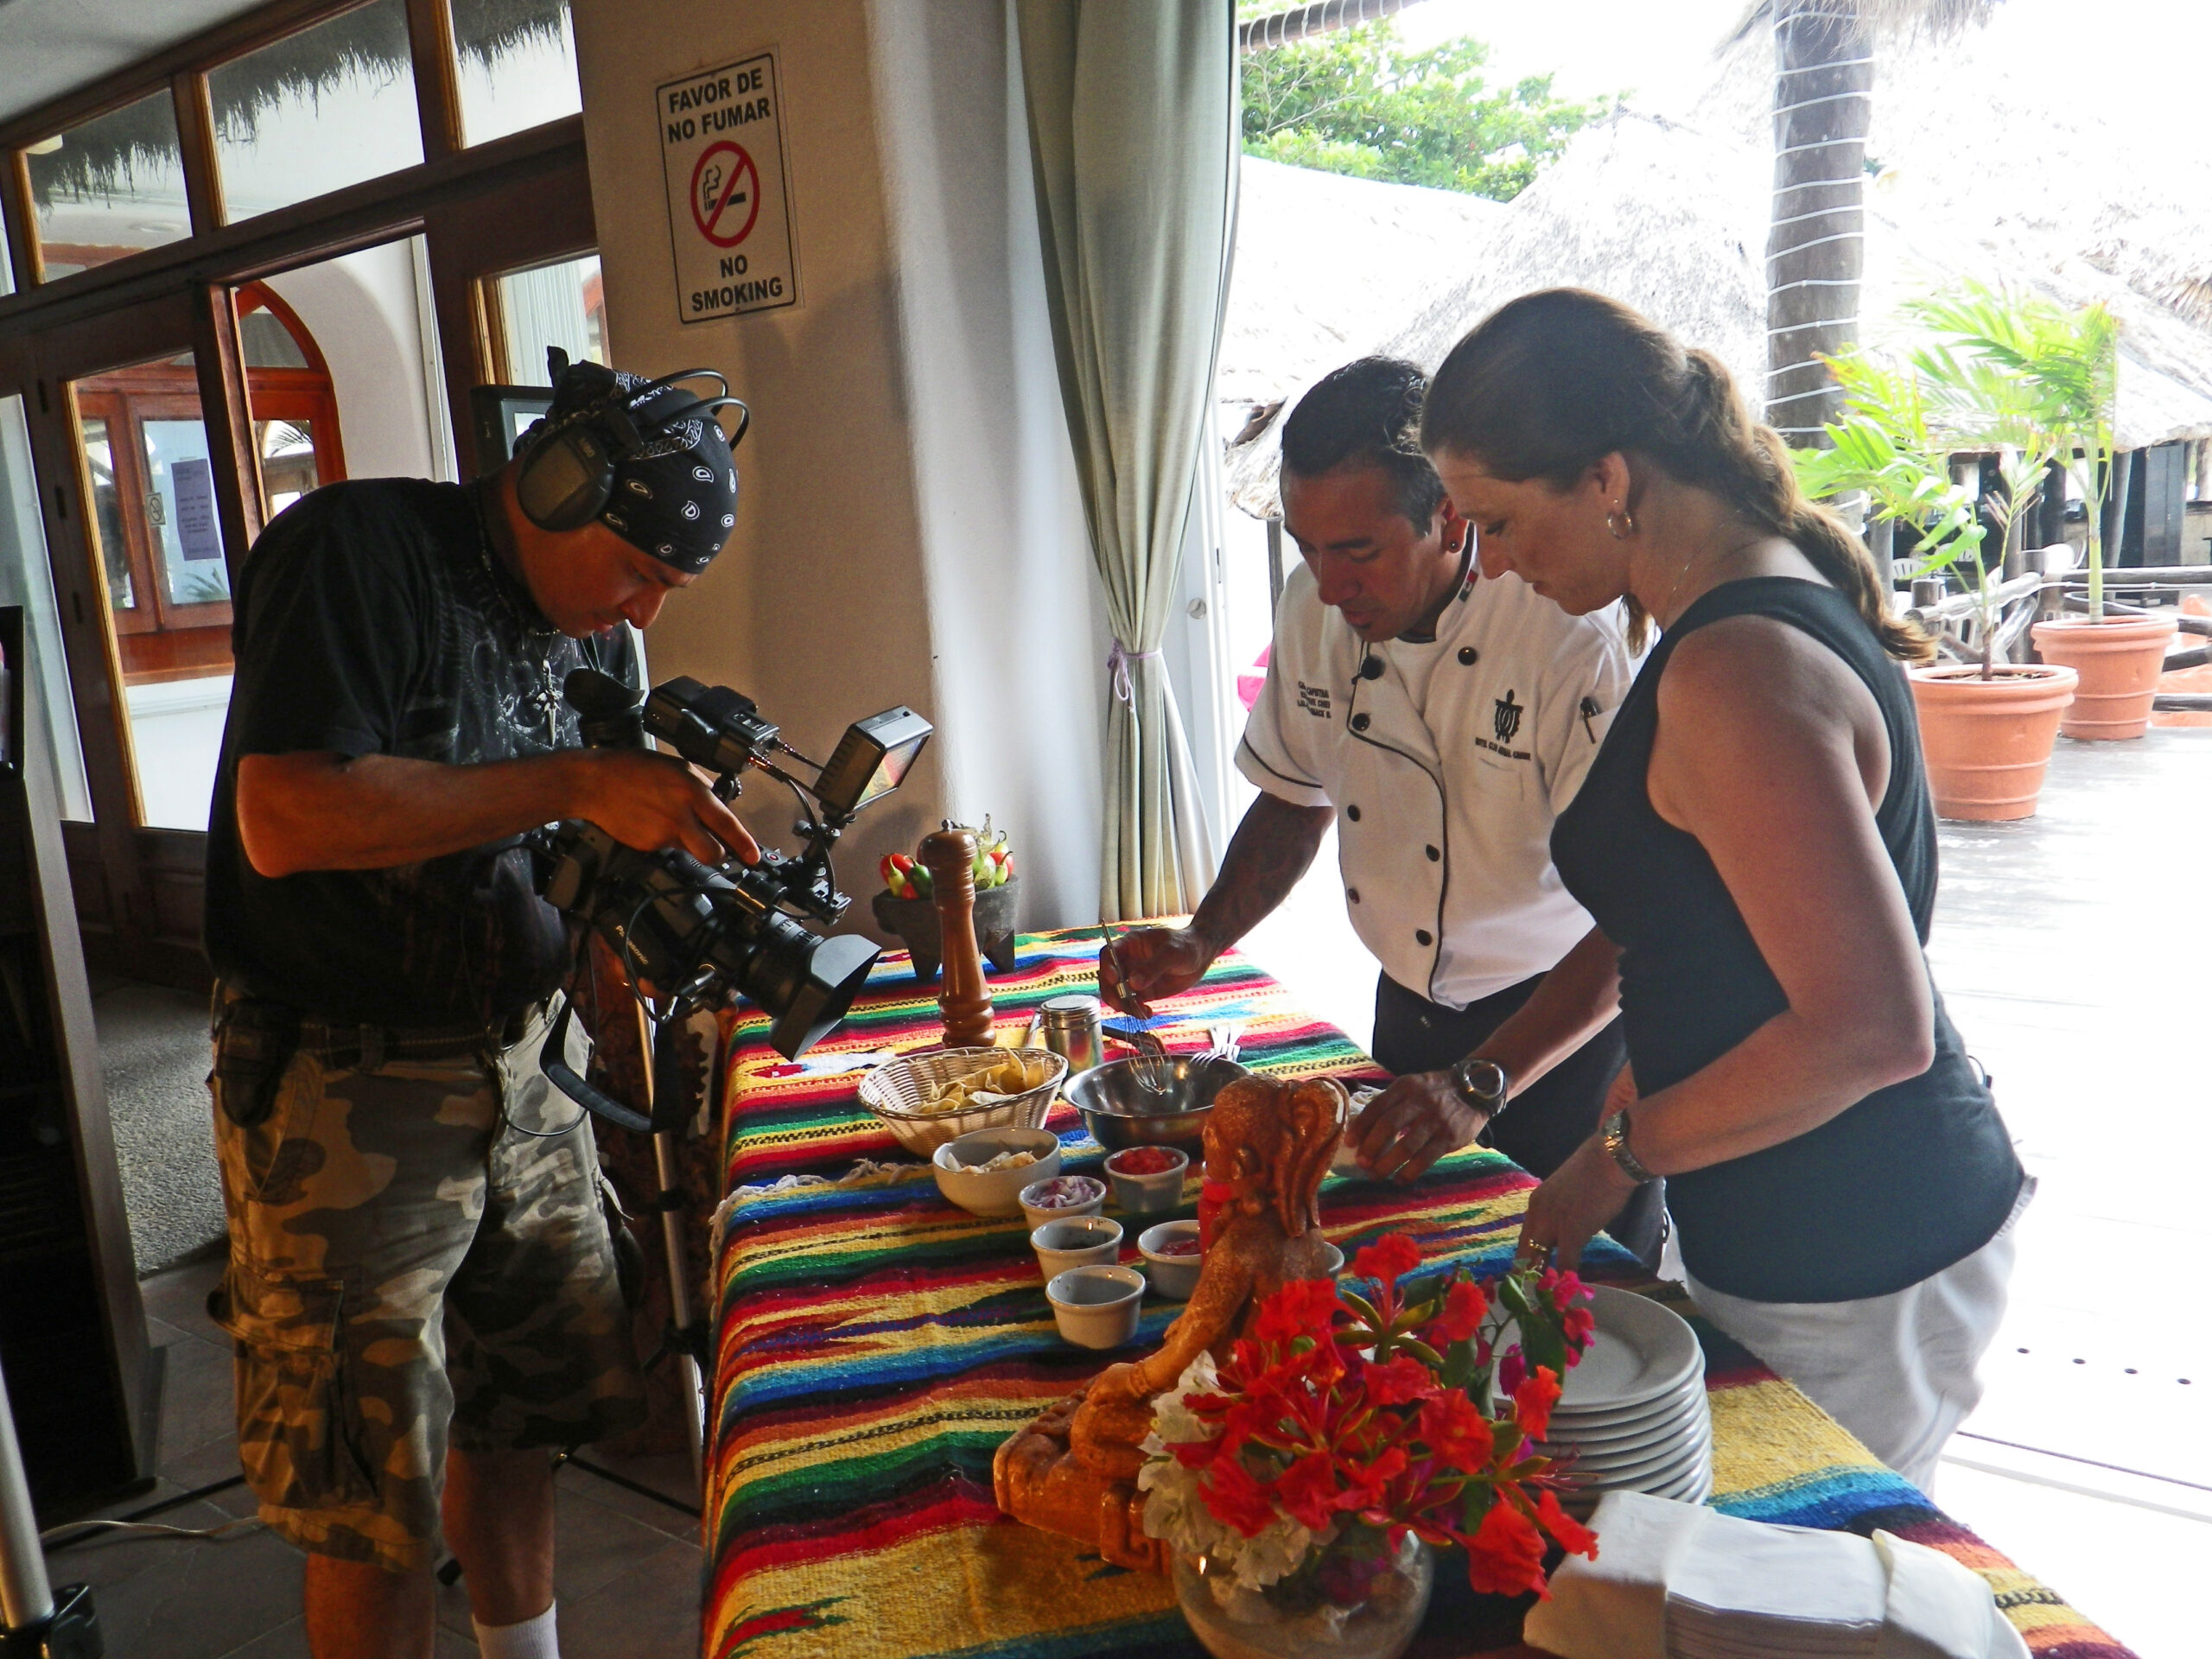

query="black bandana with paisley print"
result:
[530,366,740,574]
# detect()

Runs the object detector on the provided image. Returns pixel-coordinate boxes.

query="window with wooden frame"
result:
[0,0,596,988]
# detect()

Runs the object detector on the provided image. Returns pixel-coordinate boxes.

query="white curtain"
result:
[1015,0,1236,921]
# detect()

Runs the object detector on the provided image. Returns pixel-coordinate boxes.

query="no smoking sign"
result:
[658,51,798,322]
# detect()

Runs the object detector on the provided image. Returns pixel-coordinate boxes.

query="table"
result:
[704,928,2131,1659]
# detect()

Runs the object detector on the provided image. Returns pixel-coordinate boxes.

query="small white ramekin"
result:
[1045,1263,1146,1349]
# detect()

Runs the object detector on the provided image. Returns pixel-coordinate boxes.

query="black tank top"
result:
[1551,577,2021,1302]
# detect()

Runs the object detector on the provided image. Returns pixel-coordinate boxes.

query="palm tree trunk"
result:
[1764,0,1874,448]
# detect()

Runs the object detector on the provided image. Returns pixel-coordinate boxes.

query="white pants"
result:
[1685,1179,2031,1496]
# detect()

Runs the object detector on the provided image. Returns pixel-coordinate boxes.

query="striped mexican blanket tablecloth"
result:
[705,927,2128,1659]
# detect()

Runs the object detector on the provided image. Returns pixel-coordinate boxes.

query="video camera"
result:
[543,669,932,1070]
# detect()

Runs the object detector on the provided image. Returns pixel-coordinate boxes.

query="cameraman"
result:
[202,360,752,1659]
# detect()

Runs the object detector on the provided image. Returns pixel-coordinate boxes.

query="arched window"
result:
[74,283,346,684]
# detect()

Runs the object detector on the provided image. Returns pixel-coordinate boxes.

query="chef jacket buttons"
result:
[1347,887,1361,903]
[1415,929,1433,946]
[1360,656,1384,680]
[1458,646,1478,665]
[1351,713,1370,731]
[1425,845,1440,861]
[1345,804,1362,822]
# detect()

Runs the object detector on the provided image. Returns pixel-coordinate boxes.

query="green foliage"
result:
[1790,355,1985,574]
[1794,277,2126,671]
[1899,280,2119,612]
[1239,21,1608,201]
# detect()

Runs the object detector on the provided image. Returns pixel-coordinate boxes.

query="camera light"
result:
[814,707,933,819]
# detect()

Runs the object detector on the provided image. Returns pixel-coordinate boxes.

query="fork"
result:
[1198,1021,1243,1065]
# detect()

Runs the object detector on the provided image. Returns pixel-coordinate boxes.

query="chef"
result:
[1103,356,1660,1260]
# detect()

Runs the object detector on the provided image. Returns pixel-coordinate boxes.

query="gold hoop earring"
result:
[1605,507,1637,540]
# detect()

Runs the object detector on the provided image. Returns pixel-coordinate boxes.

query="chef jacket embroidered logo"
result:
[1492,689,1524,743]
[1297,681,1332,719]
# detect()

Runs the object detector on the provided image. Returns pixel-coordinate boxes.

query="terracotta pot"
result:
[1907,664,2078,822]
[2030,613,2180,741]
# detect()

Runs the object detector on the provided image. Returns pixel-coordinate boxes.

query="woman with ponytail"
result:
[1412,289,2025,1492]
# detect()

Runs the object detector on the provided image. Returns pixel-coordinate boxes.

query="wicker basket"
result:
[856,1046,1069,1158]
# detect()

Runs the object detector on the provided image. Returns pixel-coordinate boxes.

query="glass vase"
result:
[1173,1529,1433,1659]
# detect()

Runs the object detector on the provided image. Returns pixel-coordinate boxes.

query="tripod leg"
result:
[652,1128,706,1490]
[0,1352,103,1656]
[0,1353,54,1636]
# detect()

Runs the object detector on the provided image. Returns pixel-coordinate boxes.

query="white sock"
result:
[473,1603,558,1659]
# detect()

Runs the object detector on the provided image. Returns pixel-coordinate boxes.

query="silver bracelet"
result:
[1602,1108,1656,1185]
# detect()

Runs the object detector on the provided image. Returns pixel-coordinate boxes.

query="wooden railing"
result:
[1901,550,2212,712]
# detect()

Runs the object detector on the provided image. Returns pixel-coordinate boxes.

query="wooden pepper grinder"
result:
[918,824,995,1046]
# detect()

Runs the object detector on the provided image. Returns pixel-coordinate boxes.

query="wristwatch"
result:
[1447,1055,1510,1120]
[1602,1108,1657,1185]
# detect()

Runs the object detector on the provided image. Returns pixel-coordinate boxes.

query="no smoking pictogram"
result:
[690,142,760,248]
[658,50,797,321]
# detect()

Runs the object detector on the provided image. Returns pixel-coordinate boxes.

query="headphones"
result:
[513,349,751,532]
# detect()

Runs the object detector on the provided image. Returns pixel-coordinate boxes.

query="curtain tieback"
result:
[1107,640,1162,707]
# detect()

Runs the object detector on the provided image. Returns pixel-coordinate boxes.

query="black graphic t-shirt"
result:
[204,479,639,1029]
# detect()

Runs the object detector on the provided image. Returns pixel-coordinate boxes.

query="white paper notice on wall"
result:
[658,51,799,326]
[172,458,223,563]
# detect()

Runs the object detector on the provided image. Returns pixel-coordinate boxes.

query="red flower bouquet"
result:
[1139,1233,1598,1624]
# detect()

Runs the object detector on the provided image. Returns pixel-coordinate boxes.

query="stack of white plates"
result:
[1535,1285,1712,1517]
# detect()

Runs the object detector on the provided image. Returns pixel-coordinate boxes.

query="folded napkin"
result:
[1522,1493,2029,1659]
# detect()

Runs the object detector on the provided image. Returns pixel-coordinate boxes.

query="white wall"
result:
[572,0,1108,933]
[264,239,440,482]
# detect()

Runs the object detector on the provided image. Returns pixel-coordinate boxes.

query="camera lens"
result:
[707,902,880,1059]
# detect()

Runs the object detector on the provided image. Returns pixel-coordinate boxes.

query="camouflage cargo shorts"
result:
[207,997,646,1572]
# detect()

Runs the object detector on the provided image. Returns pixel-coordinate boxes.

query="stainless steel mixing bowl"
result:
[1065,1055,1249,1153]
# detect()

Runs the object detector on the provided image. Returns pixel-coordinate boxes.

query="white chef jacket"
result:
[1236,560,1637,1010]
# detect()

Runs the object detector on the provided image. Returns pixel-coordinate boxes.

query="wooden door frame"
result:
[9,294,209,982]
[0,87,594,988]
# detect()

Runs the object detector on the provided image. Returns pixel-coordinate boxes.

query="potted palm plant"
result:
[1909,283,2174,740]
[1793,347,2076,822]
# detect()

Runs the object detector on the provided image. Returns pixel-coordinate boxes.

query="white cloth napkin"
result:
[1522,1493,2029,1659]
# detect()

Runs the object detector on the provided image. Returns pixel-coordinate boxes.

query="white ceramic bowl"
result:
[1103,1145,1189,1217]
[931,1127,1062,1217]
[1045,1263,1146,1349]
[1137,1219,1204,1300]
[1019,1173,1106,1232]
[1031,1216,1122,1280]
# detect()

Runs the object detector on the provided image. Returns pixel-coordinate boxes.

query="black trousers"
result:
[1370,972,1664,1267]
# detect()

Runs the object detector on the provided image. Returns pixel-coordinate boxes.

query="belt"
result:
[215,982,540,1071]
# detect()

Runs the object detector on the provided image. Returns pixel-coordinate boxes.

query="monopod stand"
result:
[539,993,713,1487]
[646,999,711,1488]
[0,1354,101,1658]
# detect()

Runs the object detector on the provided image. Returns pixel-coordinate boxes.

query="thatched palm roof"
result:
[27,0,568,206]
[1224,6,2212,518]
[1224,112,1768,519]
[1219,156,1505,425]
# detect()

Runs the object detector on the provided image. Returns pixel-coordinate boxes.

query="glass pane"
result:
[0,397,92,819]
[0,209,14,296]
[257,417,321,516]
[210,0,423,224]
[495,252,605,385]
[454,0,582,145]
[78,417,137,612]
[24,90,192,281]
[239,305,310,368]
[71,354,232,832]
[143,420,229,607]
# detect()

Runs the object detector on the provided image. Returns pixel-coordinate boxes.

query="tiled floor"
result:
[48,1250,704,1659]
